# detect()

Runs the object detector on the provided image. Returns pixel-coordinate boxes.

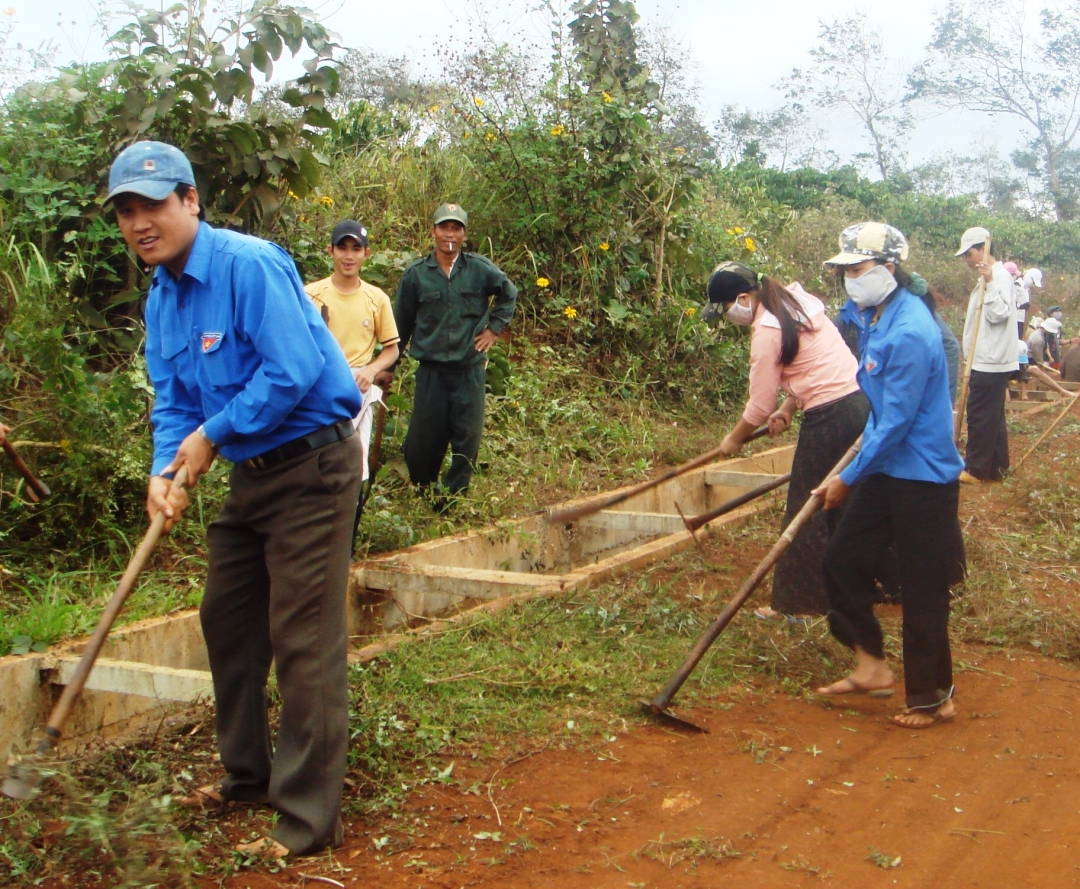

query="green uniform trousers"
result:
[404,362,486,494]
[201,434,362,855]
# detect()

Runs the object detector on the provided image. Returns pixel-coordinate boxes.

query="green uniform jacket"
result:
[394,251,518,369]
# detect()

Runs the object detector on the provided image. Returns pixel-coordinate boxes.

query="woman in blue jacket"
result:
[813,222,966,729]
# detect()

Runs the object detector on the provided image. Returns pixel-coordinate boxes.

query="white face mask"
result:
[844,265,897,309]
[725,295,755,326]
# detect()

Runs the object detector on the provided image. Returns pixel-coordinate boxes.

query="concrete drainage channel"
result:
[0,444,795,761]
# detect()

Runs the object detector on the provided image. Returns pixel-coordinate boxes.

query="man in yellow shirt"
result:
[306,220,400,548]
[305,220,400,390]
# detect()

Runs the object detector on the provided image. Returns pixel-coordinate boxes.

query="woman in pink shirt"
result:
[706,262,868,617]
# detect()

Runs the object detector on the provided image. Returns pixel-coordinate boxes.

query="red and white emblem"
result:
[202,332,223,352]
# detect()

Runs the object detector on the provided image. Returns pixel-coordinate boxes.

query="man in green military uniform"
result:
[394,203,518,504]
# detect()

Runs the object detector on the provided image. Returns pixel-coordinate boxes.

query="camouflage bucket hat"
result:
[825,221,909,266]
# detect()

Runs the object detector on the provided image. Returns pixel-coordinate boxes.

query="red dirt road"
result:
[217,647,1080,888]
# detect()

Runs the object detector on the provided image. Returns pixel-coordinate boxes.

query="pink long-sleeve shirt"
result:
[742,283,860,427]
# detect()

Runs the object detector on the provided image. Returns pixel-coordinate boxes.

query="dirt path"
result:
[214,646,1080,888]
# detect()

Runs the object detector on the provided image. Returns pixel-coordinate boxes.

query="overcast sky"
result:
[12,0,1002,169]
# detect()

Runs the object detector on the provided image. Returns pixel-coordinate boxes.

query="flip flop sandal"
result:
[889,708,956,730]
[817,677,895,698]
[236,836,290,860]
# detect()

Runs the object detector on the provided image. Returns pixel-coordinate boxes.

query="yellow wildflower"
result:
[485,132,496,142]
[550,124,565,136]
[320,196,334,207]
[673,147,685,154]
[59,438,71,453]
[473,97,484,107]
[564,306,578,319]
[602,91,613,103]
[734,226,743,234]
[463,131,471,138]
[599,242,610,251]
[429,105,440,113]
[298,214,308,223]
[287,190,298,200]
[536,277,550,288]
[744,237,756,252]
[685,307,696,317]
[726,228,734,235]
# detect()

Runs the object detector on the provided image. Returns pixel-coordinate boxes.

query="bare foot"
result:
[816,675,895,697]
[890,698,957,729]
[236,837,290,860]
[754,606,781,620]
[174,783,226,809]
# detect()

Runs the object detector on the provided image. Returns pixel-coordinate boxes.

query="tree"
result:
[713,103,836,172]
[781,14,913,181]
[910,0,1080,221]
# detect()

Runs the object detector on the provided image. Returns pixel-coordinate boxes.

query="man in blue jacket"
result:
[813,222,965,730]
[107,141,363,858]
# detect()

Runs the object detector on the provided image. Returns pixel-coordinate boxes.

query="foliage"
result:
[911,0,1080,220]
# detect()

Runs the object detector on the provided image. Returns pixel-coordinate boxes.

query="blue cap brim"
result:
[105,179,181,205]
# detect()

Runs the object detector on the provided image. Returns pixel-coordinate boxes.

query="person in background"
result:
[1012,336,1030,401]
[1060,337,1080,382]
[704,260,868,619]
[1029,317,1061,367]
[1044,306,1064,365]
[957,227,1017,483]
[393,203,517,510]
[1005,261,1028,340]
[1004,263,1030,401]
[305,220,400,395]
[815,221,965,729]
[306,219,400,545]
[107,141,363,859]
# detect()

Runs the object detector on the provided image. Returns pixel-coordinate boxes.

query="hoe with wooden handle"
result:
[2,439,51,502]
[3,467,188,799]
[643,439,861,732]
[548,426,769,525]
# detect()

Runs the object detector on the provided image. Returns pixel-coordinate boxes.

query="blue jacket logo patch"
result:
[202,332,223,352]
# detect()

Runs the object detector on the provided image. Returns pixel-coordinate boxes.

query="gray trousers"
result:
[201,434,363,855]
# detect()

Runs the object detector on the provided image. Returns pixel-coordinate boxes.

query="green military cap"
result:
[433,202,468,226]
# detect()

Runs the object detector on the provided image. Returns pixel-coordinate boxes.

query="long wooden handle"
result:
[548,425,769,525]
[650,437,861,710]
[2,440,51,502]
[1015,392,1080,471]
[43,466,188,740]
[682,472,792,533]
[955,235,992,442]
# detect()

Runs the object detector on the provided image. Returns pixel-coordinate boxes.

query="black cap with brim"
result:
[331,220,369,247]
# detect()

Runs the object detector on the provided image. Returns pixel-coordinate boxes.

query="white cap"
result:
[1023,268,1043,288]
[1042,317,1062,334]
[956,226,991,256]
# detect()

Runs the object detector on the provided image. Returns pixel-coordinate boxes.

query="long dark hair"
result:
[758,275,811,366]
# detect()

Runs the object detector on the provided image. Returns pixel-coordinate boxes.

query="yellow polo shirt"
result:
[304,277,400,367]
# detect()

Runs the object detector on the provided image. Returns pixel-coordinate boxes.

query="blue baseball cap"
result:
[106,141,196,204]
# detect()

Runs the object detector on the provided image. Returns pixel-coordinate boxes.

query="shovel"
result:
[3,467,188,800]
[642,438,861,732]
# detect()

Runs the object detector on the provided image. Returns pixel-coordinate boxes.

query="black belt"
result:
[242,420,354,470]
